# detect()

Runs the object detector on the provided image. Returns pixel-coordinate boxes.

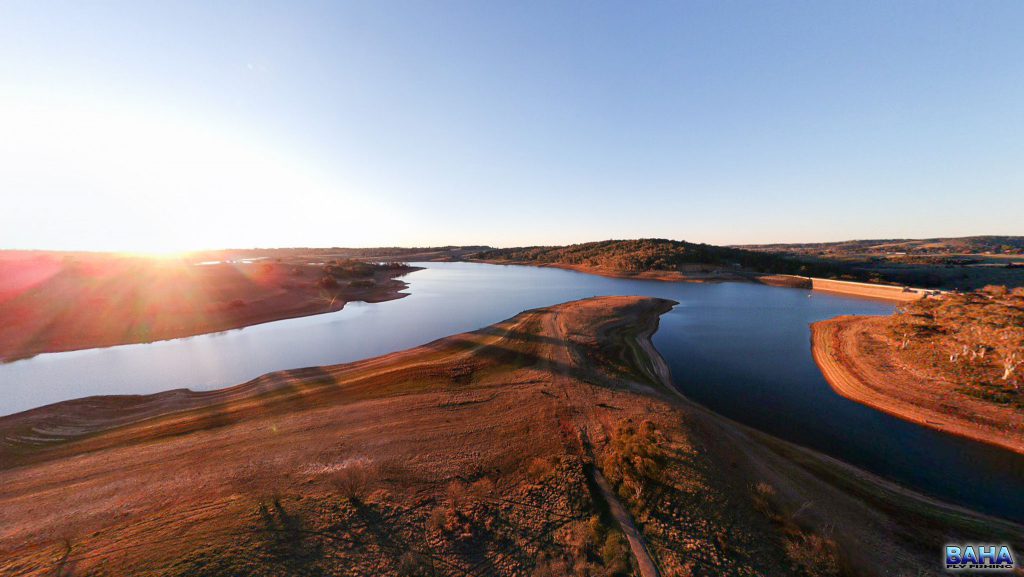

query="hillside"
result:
[739,236,1024,256]
[0,251,419,361]
[190,246,491,263]
[738,236,1024,290]
[2,297,1017,576]
[473,239,851,281]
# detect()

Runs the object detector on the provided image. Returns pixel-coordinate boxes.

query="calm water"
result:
[2,262,1022,522]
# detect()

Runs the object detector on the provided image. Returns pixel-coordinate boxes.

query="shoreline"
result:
[0,296,675,469]
[0,265,422,363]
[811,315,1024,455]
[2,296,1020,576]
[474,260,930,303]
[2,260,922,366]
[639,311,1024,518]
[471,259,752,283]
[636,313,1024,567]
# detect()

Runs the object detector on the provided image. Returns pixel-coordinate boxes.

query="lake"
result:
[2,262,1022,522]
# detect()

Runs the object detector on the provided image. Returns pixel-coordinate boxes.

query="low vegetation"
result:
[749,481,843,577]
[0,298,685,577]
[476,237,1024,289]
[888,286,1024,407]
[475,238,852,278]
[742,236,1024,289]
[604,419,667,502]
[4,297,1020,576]
[742,235,1024,256]
[317,259,406,290]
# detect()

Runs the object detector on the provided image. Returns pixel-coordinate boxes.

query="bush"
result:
[329,461,377,502]
[888,287,1024,406]
[751,481,777,517]
[605,419,667,502]
[527,456,557,481]
[317,275,339,289]
[784,531,841,577]
[397,551,432,576]
[601,533,630,576]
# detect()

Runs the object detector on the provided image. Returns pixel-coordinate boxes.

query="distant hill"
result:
[739,236,1024,256]
[474,238,850,277]
[186,246,493,263]
[735,236,1024,290]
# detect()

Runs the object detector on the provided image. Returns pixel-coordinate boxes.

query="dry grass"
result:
[813,313,1024,454]
[0,297,674,576]
[1,296,1018,577]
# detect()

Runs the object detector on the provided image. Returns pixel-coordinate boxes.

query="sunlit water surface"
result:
[2,262,1022,522]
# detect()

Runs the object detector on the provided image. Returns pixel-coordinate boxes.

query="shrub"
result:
[527,456,557,481]
[317,275,339,289]
[601,533,630,576]
[751,481,777,517]
[784,531,841,577]
[605,419,667,502]
[329,461,377,502]
[397,551,432,576]
[889,287,1024,405]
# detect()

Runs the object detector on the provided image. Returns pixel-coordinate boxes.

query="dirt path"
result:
[544,307,661,577]
[591,467,661,577]
[5,296,1023,576]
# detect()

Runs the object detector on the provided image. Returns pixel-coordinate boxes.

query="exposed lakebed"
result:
[2,262,1022,522]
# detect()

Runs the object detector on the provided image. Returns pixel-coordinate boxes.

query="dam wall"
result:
[809,278,930,302]
[757,274,932,302]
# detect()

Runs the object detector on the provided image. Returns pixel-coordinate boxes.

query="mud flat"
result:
[1,297,1019,576]
[812,315,1024,454]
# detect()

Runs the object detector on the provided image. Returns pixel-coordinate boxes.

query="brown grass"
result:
[1,296,1020,576]
[812,315,1024,454]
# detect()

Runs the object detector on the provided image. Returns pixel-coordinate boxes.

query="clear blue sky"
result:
[1,1,1021,251]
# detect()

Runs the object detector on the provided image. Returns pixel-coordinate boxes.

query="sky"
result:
[1,1,1022,252]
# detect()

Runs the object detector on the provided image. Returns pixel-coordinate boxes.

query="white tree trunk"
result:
[1003,352,1020,380]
